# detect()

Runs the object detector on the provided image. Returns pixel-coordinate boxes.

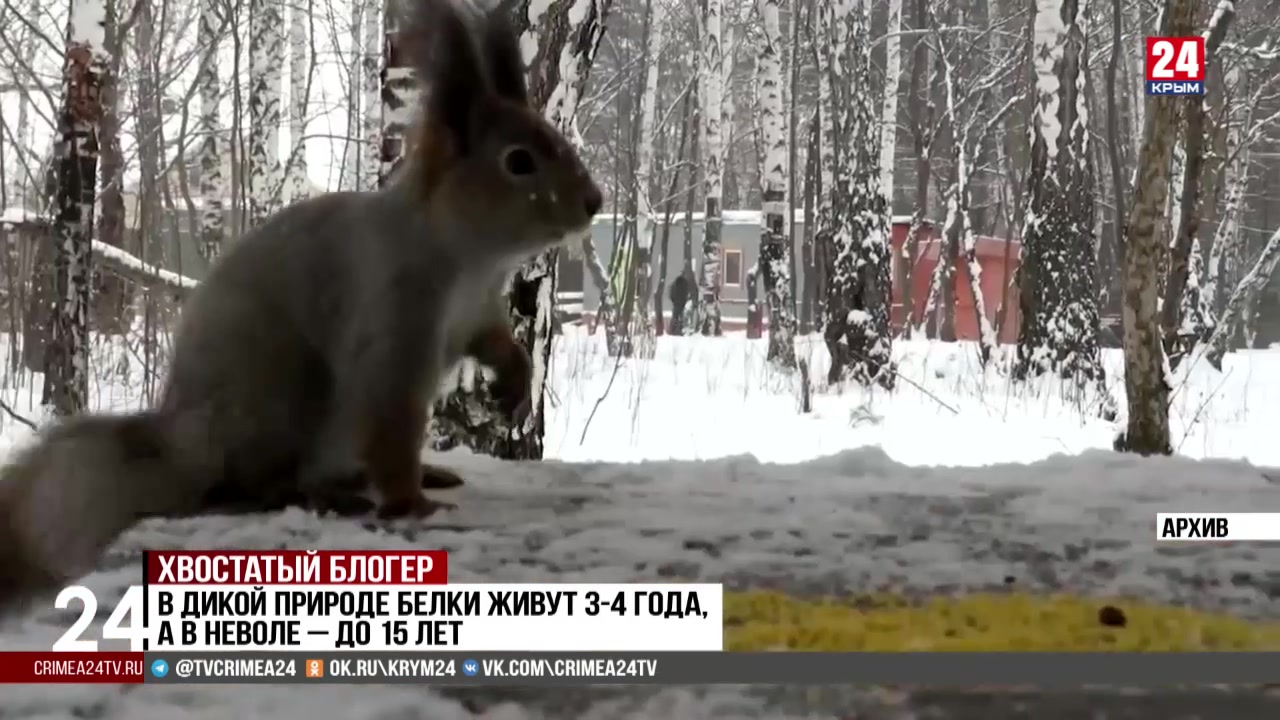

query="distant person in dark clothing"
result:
[669,271,692,335]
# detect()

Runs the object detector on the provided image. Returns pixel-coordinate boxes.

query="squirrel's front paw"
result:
[376,493,455,520]
[500,390,532,425]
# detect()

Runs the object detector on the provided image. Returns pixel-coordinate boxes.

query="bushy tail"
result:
[0,412,206,616]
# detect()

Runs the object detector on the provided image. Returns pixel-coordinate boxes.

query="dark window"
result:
[723,249,743,286]
[557,251,584,293]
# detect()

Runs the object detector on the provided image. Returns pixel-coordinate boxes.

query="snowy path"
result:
[3,448,1280,718]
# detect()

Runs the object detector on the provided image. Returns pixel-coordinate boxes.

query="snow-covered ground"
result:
[543,329,1280,467]
[1,331,1279,718]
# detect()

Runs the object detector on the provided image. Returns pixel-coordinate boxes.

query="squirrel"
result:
[0,0,602,614]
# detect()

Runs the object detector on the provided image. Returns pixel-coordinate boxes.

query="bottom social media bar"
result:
[128,652,1280,686]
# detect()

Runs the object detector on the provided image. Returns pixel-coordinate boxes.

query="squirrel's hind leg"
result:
[364,398,456,520]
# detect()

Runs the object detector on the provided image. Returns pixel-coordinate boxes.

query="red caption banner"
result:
[147,549,449,584]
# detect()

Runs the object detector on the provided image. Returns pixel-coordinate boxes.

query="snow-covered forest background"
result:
[1,0,1280,463]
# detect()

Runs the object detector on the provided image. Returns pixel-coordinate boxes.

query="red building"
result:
[889,219,1022,344]
[570,213,1022,342]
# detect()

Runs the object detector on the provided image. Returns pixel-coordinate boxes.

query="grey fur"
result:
[0,0,601,614]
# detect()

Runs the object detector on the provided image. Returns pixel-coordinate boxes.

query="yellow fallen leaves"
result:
[724,591,1280,651]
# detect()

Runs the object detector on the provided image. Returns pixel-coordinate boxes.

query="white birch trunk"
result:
[1127,1,1145,157]
[1031,0,1066,167]
[1205,225,1280,366]
[933,53,998,362]
[758,0,795,366]
[722,22,735,183]
[815,0,834,307]
[46,0,108,415]
[1205,63,1246,315]
[1175,0,1235,343]
[1015,0,1107,387]
[287,0,311,202]
[14,0,38,199]
[197,0,224,260]
[337,3,358,190]
[751,57,765,183]
[362,0,382,190]
[248,0,284,225]
[14,96,30,192]
[634,3,664,231]
[785,0,799,318]
[524,0,610,451]
[698,0,726,335]
[879,0,902,203]
[629,0,664,356]
[1167,142,1185,260]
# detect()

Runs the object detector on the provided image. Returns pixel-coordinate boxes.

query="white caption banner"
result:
[146,583,724,652]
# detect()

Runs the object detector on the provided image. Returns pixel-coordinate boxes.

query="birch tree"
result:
[655,83,694,336]
[721,23,736,208]
[248,0,285,225]
[1103,0,1126,306]
[820,0,894,387]
[1204,56,1280,332]
[757,0,796,367]
[1117,0,1197,456]
[785,0,799,324]
[1203,61,1250,333]
[12,0,39,201]
[45,0,109,416]
[926,25,1021,365]
[677,48,701,336]
[1205,225,1280,367]
[626,0,664,358]
[133,0,162,264]
[698,0,725,336]
[1013,0,1106,394]
[1161,1,1234,368]
[812,0,835,334]
[198,0,225,260]
[879,0,902,204]
[602,7,644,357]
[898,0,936,339]
[92,0,129,334]
[286,0,312,202]
[362,0,383,190]
[338,1,362,190]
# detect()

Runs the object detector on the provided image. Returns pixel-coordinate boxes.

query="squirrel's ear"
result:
[479,0,531,106]
[411,0,491,155]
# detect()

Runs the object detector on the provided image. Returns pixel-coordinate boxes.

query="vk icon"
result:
[462,659,479,677]
[151,659,169,678]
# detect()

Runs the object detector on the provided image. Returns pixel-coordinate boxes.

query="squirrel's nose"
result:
[583,182,602,218]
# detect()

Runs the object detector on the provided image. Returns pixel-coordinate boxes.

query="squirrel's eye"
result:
[501,147,537,177]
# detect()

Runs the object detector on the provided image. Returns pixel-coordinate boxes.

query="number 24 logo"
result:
[52,585,147,651]
[1150,39,1200,78]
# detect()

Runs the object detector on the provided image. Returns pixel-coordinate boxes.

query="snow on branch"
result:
[92,241,198,296]
[1222,40,1280,63]
[1204,223,1280,367]
[1201,0,1234,56]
